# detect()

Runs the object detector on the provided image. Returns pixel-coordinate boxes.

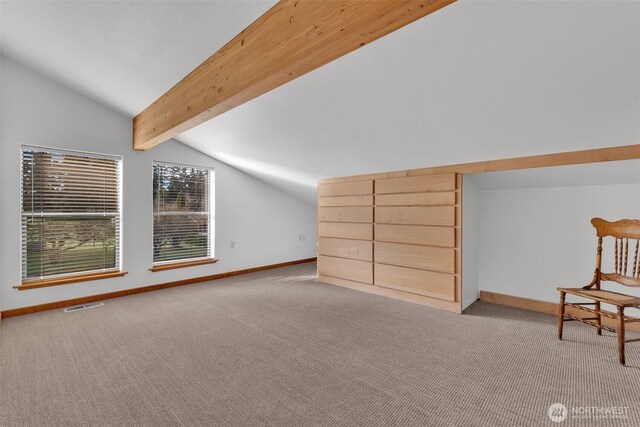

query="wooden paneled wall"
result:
[317,172,461,313]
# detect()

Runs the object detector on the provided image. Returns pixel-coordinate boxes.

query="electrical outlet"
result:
[230,241,235,249]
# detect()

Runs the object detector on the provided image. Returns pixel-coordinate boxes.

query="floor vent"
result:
[63,302,104,313]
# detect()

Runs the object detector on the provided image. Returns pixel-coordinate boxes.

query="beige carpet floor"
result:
[1,262,640,426]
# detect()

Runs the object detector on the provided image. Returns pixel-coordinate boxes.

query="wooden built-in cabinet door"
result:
[372,172,458,301]
[318,237,372,262]
[375,191,455,206]
[318,222,373,241]
[318,180,373,197]
[374,242,455,274]
[375,224,455,247]
[318,195,373,207]
[375,173,455,194]
[317,171,460,312]
[317,255,373,284]
[317,180,374,285]
[319,206,373,223]
[375,206,454,226]
[374,264,455,301]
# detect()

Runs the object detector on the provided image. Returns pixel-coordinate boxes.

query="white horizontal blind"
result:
[153,162,213,264]
[21,146,122,281]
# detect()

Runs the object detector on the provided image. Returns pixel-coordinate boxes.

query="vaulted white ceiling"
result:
[2,1,639,204]
[0,0,273,117]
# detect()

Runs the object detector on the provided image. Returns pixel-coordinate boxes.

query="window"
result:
[21,146,122,282]
[152,162,214,265]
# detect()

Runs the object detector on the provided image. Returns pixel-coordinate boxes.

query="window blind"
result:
[153,162,213,264]
[21,146,122,281]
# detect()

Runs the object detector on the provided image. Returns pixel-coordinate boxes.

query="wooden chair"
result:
[557,218,640,365]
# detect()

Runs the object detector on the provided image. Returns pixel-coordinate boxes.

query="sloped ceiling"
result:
[0,0,273,118]
[2,1,639,205]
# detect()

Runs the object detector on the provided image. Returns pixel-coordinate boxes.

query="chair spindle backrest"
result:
[591,218,640,287]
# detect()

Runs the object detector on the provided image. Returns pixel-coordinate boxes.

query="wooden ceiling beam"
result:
[133,0,456,150]
[317,144,640,184]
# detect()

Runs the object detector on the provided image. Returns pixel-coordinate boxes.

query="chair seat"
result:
[557,287,640,307]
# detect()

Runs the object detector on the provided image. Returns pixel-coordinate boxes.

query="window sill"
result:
[14,270,128,291]
[149,258,219,272]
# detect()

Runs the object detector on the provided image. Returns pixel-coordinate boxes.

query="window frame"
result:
[151,160,215,270]
[18,145,125,287]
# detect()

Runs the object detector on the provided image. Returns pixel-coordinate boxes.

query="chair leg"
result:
[617,306,625,366]
[558,292,566,340]
[595,301,602,336]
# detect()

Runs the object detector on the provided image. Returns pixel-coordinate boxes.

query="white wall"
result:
[461,176,479,311]
[469,165,640,314]
[0,56,317,311]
